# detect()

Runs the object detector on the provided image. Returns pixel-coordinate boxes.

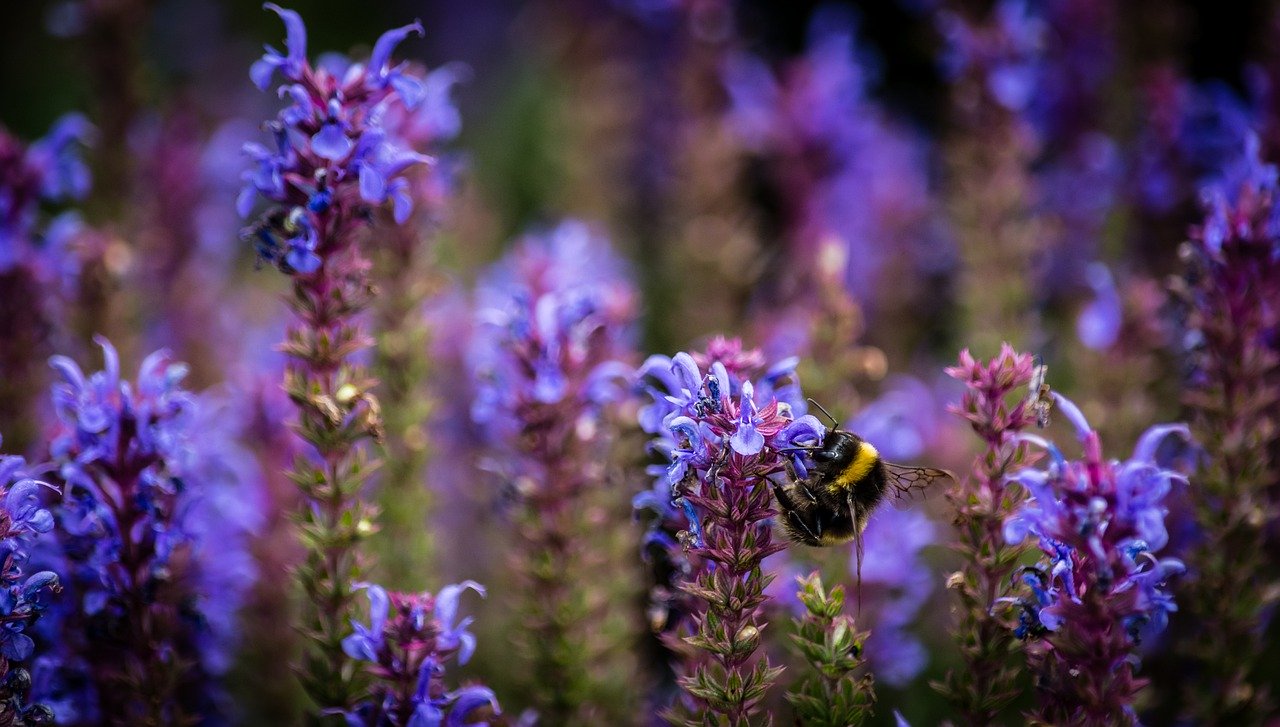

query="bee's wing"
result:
[883,462,954,509]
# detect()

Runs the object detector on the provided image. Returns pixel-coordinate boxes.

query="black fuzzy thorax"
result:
[773,431,888,547]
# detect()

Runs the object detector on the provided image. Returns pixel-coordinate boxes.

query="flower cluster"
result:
[723,9,933,306]
[636,339,823,722]
[342,582,500,727]
[241,3,445,272]
[38,339,259,725]
[936,345,1041,723]
[1002,394,1187,724]
[1171,134,1280,722]
[468,220,638,723]
[0,115,92,274]
[469,220,636,446]
[0,442,61,727]
[240,6,457,713]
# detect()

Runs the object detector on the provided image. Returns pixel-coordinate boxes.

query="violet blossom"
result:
[1002,393,1188,724]
[1169,133,1280,723]
[468,220,638,723]
[36,339,259,725]
[341,582,501,727]
[636,339,823,722]
[240,5,456,713]
[0,440,61,726]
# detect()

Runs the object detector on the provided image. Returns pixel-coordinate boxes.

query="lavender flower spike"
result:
[1171,137,1280,723]
[0,439,61,726]
[241,6,455,714]
[469,220,640,723]
[937,345,1041,723]
[37,339,261,725]
[342,582,500,727]
[1003,393,1188,725]
[638,339,822,723]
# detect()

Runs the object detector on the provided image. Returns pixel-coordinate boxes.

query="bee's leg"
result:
[782,459,819,503]
[772,483,822,544]
[787,510,821,545]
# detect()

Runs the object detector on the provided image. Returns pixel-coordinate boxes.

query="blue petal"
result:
[1077,263,1122,350]
[2,632,33,661]
[311,122,352,161]
[1050,392,1091,439]
[730,424,764,455]
[369,21,425,80]
[446,686,500,726]
[434,580,485,630]
[359,163,387,203]
[263,4,307,71]
[1132,423,1191,465]
[250,52,285,90]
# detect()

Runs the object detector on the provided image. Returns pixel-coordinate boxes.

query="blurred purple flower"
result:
[1076,262,1122,350]
[469,220,637,444]
[858,508,936,686]
[0,114,92,273]
[38,338,262,722]
[723,10,933,305]
[0,437,61,724]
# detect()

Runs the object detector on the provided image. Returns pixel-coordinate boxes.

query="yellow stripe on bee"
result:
[832,441,879,491]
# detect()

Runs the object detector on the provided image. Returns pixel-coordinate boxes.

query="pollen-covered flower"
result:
[1002,393,1188,724]
[342,581,500,727]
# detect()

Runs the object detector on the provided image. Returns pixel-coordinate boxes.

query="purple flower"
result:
[467,220,637,722]
[636,339,820,720]
[241,5,459,265]
[469,220,636,444]
[1003,392,1189,721]
[723,10,934,304]
[1076,262,1122,350]
[0,114,93,273]
[0,436,61,721]
[343,582,498,727]
[37,339,263,720]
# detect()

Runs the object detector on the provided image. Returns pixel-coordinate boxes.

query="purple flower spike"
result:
[240,7,462,713]
[636,338,812,721]
[37,339,263,720]
[467,220,637,722]
[1004,396,1188,723]
[343,582,500,726]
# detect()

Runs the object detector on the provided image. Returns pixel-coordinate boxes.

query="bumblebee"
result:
[773,401,952,549]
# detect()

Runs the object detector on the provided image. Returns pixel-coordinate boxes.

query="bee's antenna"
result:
[807,398,840,428]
